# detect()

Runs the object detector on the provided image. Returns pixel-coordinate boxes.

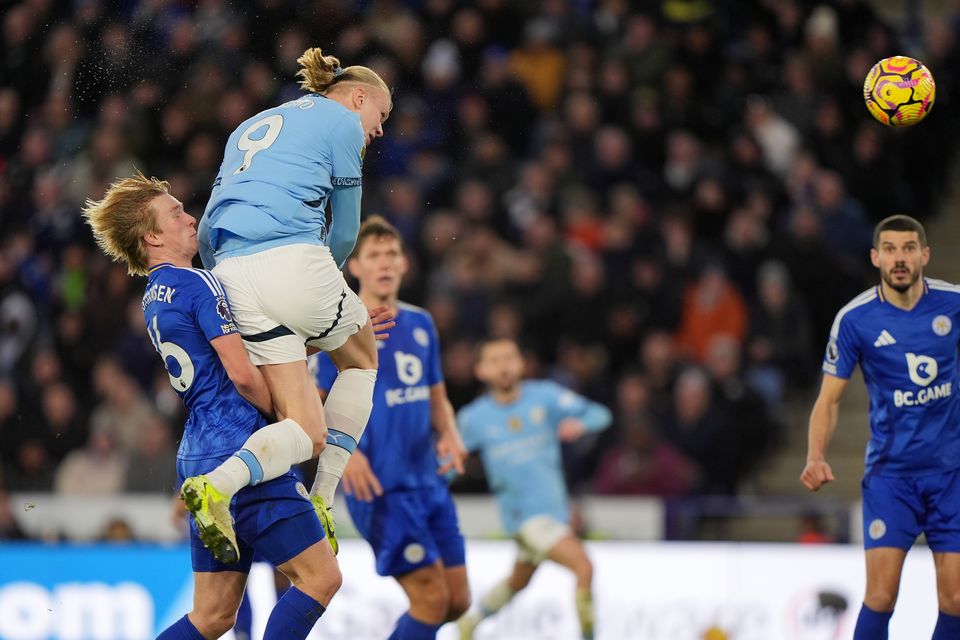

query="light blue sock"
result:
[853,604,892,640]
[263,586,325,640]
[156,614,206,640]
[387,612,441,640]
[932,610,960,639]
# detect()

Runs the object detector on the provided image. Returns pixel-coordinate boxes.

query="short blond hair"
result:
[82,171,169,276]
[296,47,390,97]
[354,214,403,256]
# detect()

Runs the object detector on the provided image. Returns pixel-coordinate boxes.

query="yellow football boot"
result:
[180,475,239,564]
[310,495,339,555]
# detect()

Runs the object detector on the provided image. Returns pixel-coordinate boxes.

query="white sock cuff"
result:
[323,368,377,440]
[239,418,313,485]
[276,418,314,463]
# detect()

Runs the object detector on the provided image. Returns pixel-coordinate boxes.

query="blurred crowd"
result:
[2,0,960,528]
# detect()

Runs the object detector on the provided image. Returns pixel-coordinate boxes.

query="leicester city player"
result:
[313,216,471,639]
[802,215,960,639]
[84,173,338,640]
[455,338,611,640]
[199,47,393,547]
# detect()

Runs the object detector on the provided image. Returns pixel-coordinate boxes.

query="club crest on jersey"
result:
[509,417,522,432]
[295,482,309,500]
[868,518,886,540]
[216,297,232,322]
[932,315,952,336]
[413,328,430,347]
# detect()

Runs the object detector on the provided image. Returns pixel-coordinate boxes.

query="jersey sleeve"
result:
[329,111,365,186]
[425,315,444,387]
[457,405,481,452]
[823,311,860,379]
[311,353,339,393]
[543,381,612,433]
[326,112,365,267]
[187,271,239,341]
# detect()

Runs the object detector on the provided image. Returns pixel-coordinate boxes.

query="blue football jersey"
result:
[199,94,364,268]
[143,264,266,462]
[312,303,443,490]
[824,279,960,476]
[457,381,612,535]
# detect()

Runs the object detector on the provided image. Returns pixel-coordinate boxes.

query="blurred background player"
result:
[83,173,336,640]
[198,47,393,546]
[455,337,612,640]
[802,215,960,640]
[313,216,471,640]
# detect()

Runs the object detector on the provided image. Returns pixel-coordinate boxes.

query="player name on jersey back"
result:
[141,283,175,308]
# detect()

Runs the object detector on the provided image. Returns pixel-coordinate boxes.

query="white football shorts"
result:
[515,514,572,564]
[211,243,368,365]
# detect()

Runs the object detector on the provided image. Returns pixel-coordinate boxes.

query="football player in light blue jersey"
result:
[198,48,394,550]
[84,173,343,640]
[313,216,470,640]
[802,215,960,640]
[455,338,611,640]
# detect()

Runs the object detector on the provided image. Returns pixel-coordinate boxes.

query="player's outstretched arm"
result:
[211,333,273,417]
[800,374,847,491]
[556,398,613,442]
[328,186,362,268]
[432,384,466,475]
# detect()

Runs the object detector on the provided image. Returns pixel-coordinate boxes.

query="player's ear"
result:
[347,256,361,279]
[922,245,931,266]
[143,231,161,248]
[870,248,880,268]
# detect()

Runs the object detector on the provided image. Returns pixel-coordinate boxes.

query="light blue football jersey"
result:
[199,94,364,268]
[312,303,443,490]
[143,264,266,462]
[824,278,960,476]
[457,381,611,535]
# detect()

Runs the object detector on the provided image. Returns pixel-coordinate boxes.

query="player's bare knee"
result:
[938,591,960,615]
[302,564,342,604]
[415,576,451,618]
[192,609,237,638]
[864,590,898,612]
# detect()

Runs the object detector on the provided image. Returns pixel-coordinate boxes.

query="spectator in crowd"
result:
[594,373,697,495]
[0,0,957,503]
[124,414,178,494]
[54,430,127,496]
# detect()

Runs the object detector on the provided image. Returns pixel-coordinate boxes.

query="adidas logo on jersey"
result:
[873,330,896,347]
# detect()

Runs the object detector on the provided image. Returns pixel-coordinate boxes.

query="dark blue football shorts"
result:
[347,483,466,577]
[178,456,324,573]
[862,468,960,552]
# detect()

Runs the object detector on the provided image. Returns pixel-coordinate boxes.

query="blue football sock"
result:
[386,612,441,640]
[262,586,325,640]
[234,590,253,640]
[932,610,960,639]
[156,614,206,640]
[853,604,892,640]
